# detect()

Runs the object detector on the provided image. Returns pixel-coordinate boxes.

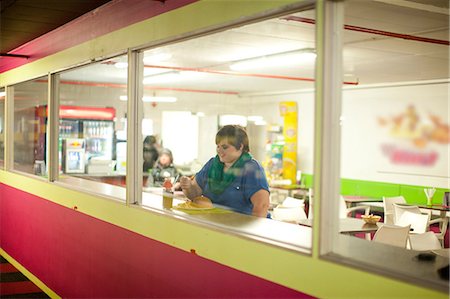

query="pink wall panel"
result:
[0,183,314,298]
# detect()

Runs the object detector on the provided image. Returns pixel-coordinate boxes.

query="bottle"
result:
[162,177,173,209]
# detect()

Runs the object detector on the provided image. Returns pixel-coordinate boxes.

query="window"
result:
[0,87,4,167]
[324,0,449,290]
[56,55,128,200]
[138,9,316,249]
[12,77,48,176]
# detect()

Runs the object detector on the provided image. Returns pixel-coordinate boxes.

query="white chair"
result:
[395,209,429,234]
[393,203,448,245]
[339,196,370,219]
[272,205,307,223]
[409,232,442,251]
[372,224,411,248]
[382,196,406,224]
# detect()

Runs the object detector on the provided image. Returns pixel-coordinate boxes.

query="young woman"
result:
[180,125,270,217]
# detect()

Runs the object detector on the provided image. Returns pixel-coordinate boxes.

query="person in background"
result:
[180,125,270,217]
[152,148,179,185]
[143,135,159,173]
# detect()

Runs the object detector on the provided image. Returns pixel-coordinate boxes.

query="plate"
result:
[173,202,214,211]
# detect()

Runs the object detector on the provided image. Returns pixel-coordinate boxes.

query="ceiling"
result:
[0,0,112,54]
[3,0,450,100]
[53,0,449,99]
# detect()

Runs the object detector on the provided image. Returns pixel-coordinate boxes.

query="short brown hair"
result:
[216,125,250,152]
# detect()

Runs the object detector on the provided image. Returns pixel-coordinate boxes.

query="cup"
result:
[163,191,173,209]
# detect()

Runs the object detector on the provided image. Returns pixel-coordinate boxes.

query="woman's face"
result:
[159,154,171,167]
[216,139,242,165]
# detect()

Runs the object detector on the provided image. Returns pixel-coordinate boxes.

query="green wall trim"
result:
[302,174,449,204]
[341,178,449,204]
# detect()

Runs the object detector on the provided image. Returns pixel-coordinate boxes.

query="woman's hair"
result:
[215,125,250,152]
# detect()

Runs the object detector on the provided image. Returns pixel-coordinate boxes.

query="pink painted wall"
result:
[0,183,314,298]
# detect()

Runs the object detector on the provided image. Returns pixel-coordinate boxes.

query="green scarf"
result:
[207,152,252,195]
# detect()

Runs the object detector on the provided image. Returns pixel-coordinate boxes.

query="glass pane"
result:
[13,77,48,175]
[57,55,128,198]
[0,87,4,167]
[139,9,316,247]
[334,0,449,287]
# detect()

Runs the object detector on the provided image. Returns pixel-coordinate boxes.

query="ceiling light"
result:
[143,72,181,84]
[119,95,177,103]
[247,115,263,122]
[0,91,5,98]
[229,48,316,71]
[254,120,267,126]
[114,62,128,69]
[143,53,172,64]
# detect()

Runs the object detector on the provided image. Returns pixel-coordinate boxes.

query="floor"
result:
[0,254,50,298]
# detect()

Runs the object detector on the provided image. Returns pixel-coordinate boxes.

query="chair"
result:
[393,203,449,245]
[408,232,442,251]
[272,205,307,223]
[339,196,370,219]
[382,196,406,224]
[395,209,429,234]
[307,188,314,219]
[372,224,411,248]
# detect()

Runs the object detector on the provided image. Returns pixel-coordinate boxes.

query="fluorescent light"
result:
[254,120,267,126]
[196,112,205,117]
[0,91,5,97]
[143,72,181,84]
[119,95,177,103]
[143,53,172,64]
[247,115,263,122]
[114,62,128,69]
[229,48,316,71]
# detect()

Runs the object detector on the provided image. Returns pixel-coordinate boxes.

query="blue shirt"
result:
[196,157,269,215]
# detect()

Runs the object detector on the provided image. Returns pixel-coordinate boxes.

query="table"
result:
[298,217,381,235]
[343,195,383,208]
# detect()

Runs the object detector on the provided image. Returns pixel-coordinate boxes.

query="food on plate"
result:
[175,196,213,210]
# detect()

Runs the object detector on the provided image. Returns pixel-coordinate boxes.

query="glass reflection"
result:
[0,88,4,167]
[13,77,48,175]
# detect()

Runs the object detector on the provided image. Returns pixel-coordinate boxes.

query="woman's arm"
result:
[250,189,270,217]
[180,176,203,199]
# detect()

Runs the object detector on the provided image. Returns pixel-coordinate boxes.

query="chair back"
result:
[339,196,348,219]
[373,224,411,248]
[393,203,421,220]
[395,210,429,234]
[409,232,442,251]
[308,188,314,219]
[282,197,305,208]
[272,205,307,223]
[383,196,406,225]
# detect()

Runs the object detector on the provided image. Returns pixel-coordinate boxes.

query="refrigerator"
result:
[34,105,116,174]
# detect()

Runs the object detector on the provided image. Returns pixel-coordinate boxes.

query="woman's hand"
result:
[180,176,202,199]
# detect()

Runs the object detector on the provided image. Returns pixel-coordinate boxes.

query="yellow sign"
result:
[279,102,297,184]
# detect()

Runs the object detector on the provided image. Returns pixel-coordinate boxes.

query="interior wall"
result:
[249,81,450,188]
